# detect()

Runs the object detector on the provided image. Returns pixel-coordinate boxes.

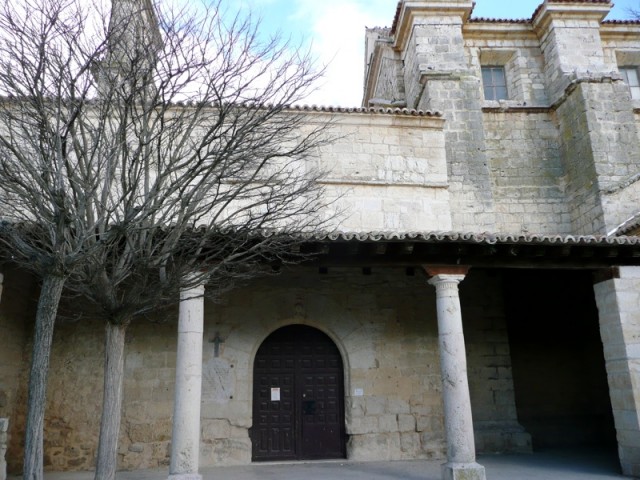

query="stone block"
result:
[200,437,251,466]
[202,419,231,440]
[128,443,144,453]
[620,267,640,280]
[379,414,399,433]
[442,462,486,480]
[398,414,417,432]
[346,415,378,435]
[388,398,410,414]
[347,433,401,461]
[400,432,420,454]
[365,396,386,415]
[417,415,443,432]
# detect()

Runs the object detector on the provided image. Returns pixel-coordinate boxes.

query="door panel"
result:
[252,325,345,461]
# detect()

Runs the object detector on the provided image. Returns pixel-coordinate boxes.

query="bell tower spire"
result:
[97,0,162,95]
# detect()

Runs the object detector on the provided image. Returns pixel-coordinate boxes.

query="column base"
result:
[442,462,486,480]
[168,474,202,480]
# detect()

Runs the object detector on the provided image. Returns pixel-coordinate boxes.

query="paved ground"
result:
[9,448,626,479]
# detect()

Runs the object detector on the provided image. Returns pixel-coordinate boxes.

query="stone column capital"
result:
[180,282,205,300]
[422,265,469,278]
[428,273,466,289]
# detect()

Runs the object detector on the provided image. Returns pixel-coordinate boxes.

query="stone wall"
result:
[507,270,615,450]
[119,314,178,469]
[372,4,640,239]
[462,270,531,453]
[483,111,568,234]
[0,268,35,475]
[370,47,405,105]
[537,15,609,102]
[0,269,33,421]
[3,266,530,471]
[364,28,405,105]
[202,267,447,463]
[403,14,497,231]
[555,84,605,235]
[5,306,180,472]
[554,81,640,235]
[465,32,549,107]
[311,112,451,232]
[8,315,103,472]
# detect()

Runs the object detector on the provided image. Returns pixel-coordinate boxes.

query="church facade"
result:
[2,1,640,479]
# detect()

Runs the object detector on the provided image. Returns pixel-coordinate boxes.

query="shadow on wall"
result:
[503,269,617,451]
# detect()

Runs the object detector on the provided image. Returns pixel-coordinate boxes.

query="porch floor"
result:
[9,448,625,479]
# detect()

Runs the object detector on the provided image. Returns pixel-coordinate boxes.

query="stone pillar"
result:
[533,0,611,101]
[533,0,640,236]
[0,418,7,480]
[594,267,640,477]
[390,0,496,232]
[169,283,205,480]
[426,267,485,480]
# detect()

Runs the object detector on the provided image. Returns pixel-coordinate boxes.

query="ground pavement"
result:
[8,448,626,479]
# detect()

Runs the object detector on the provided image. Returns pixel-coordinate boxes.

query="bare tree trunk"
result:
[94,322,128,480]
[23,274,65,480]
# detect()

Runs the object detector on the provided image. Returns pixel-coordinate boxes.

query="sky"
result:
[229,0,639,107]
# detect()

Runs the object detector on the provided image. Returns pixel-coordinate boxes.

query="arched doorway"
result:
[251,325,346,461]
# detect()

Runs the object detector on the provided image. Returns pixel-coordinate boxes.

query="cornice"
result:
[392,1,474,53]
[463,21,537,40]
[532,1,612,36]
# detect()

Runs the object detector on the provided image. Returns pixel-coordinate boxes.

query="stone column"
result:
[426,267,485,480]
[169,283,205,480]
[0,418,7,480]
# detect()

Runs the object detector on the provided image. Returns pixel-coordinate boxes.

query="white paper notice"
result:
[271,387,281,401]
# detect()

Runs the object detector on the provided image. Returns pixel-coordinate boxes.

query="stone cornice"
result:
[600,22,640,42]
[463,21,537,41]
[300,109,445,130]
[532,2,612,37]
[392,1,474,53]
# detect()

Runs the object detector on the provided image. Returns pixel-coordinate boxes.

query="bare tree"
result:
[0,0,331,478]
[626,2,640,19]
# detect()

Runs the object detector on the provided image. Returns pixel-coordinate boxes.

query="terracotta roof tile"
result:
[391,0,615,33]
[531,0,611,22]
[611,214,640,236]
[288,230,640,245]
[602,19,640,25]
[468,17,530,24]
[287,105,442,117]
[390,1,402,35]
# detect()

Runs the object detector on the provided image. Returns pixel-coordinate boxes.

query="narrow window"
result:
[620,67,640,100]
[482,66,508,101]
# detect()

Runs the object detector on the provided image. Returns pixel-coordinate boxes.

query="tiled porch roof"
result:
[293,231,639,244]
[611,214,640,237]
[288,231,640,269]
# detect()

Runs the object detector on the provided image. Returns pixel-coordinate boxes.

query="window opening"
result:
[482,66,508,101]
[620,67,640,100]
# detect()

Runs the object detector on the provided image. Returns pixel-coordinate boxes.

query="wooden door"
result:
[252,325,346,461]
